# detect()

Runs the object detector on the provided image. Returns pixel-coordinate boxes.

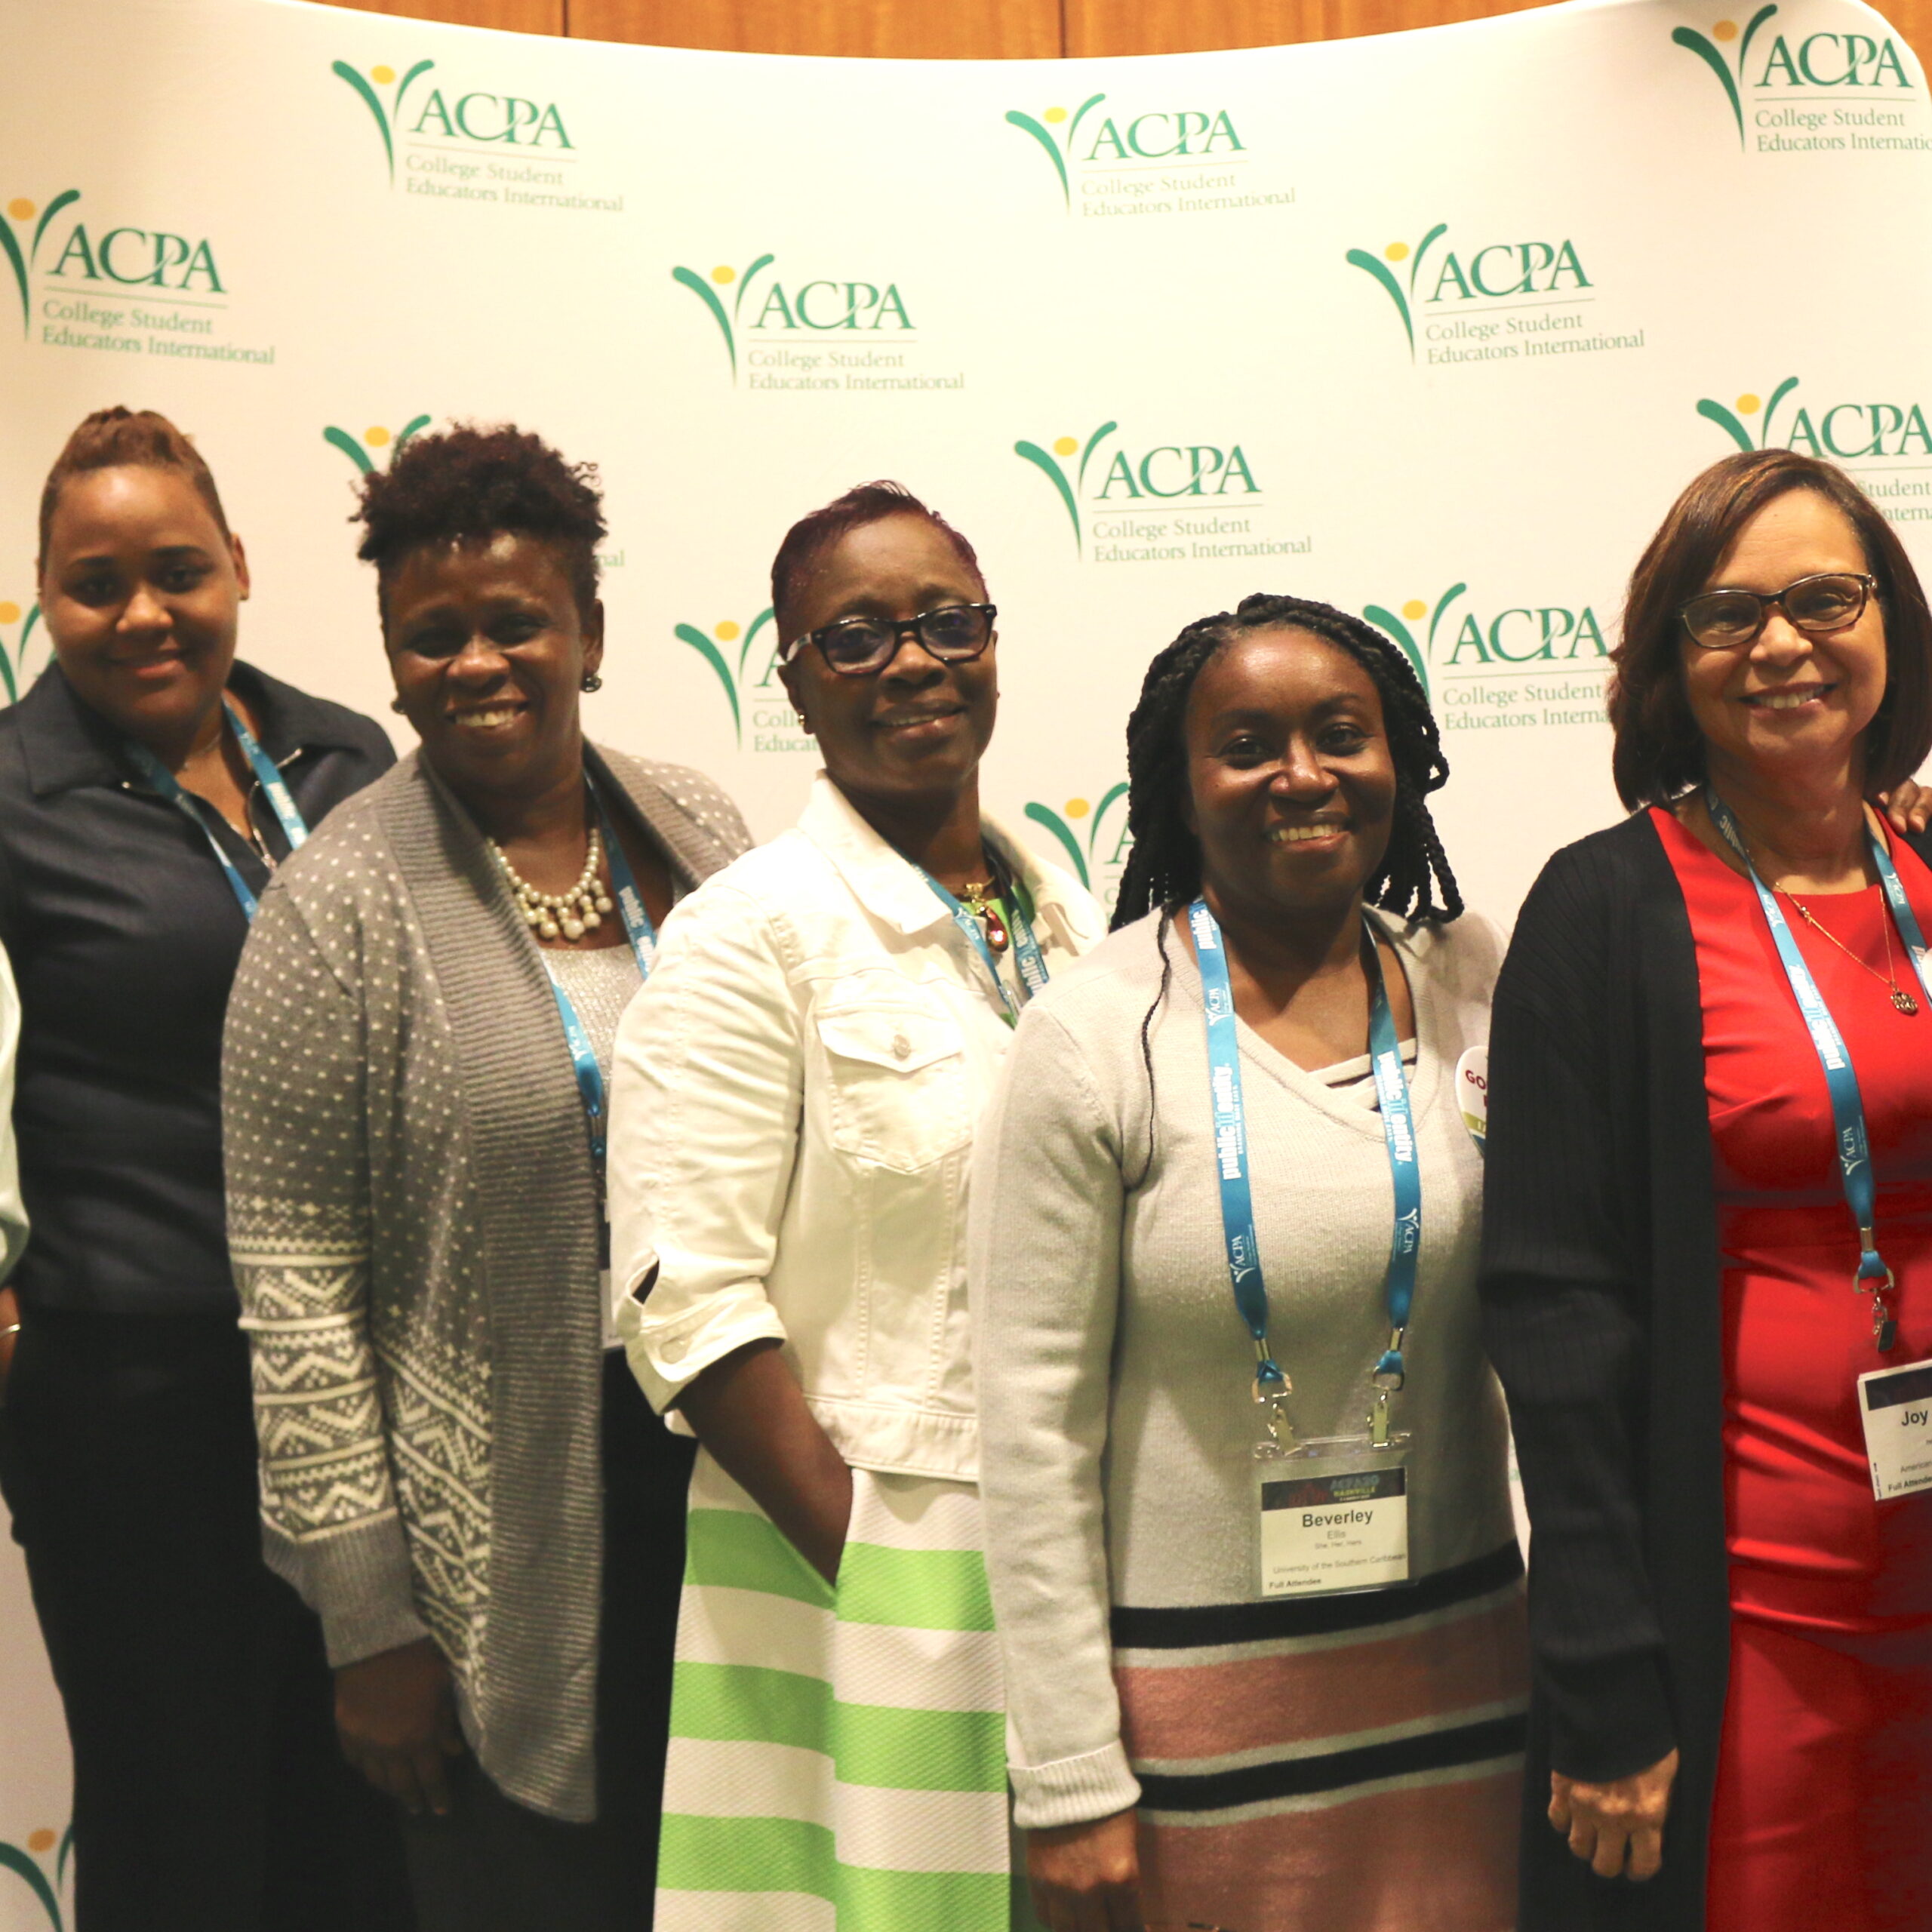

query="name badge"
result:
[1858,1356,1932,1501]
[1455,1045,1488,1149]
[1259,1463,1409,1596]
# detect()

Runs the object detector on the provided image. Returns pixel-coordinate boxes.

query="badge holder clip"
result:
[1857,1236,1899,1354]
[1253,1344,1295,1462]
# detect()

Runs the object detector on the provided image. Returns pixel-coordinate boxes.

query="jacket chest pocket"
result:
[814,998,971,1176]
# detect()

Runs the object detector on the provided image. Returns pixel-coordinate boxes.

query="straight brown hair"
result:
[1608,451,1932,808]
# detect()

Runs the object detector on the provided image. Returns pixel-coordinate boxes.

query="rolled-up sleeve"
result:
[609,882,799,1415]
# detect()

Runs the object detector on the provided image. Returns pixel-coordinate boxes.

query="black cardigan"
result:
[1478,808,1932,1930]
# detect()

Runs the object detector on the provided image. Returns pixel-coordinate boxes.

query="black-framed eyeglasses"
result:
[1678,572,1877,651]
[782,603,998,678]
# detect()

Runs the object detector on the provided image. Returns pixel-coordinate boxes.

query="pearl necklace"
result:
[491,826,614,943]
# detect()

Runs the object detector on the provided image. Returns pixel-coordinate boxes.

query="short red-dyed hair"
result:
[770,481,984,645]
[1609,451,1932,808]
[38,406,229,566]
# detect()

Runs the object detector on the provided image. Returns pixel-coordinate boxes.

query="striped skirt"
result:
[654,1451,1018,1931]
[1116,1543,1529,1932]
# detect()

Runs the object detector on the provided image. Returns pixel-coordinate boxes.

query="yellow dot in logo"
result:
[1066,797,1091,819]
[364,426,390,448]
[371,64,395,82]
[1712,19,1738,39]
[715,620,740,641]
[1385,242,1410,262]
[1737,392,1761,414]
[0,602,18,626]
[26,1830,54,1854]
[1044,106,1068,123]
[6,198,34,222]
[712,266,736,285]
[1053,436,1078,457]
[1401,600,1426,621]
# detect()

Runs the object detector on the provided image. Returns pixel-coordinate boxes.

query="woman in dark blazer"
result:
[0,408,406,1930]
[1481,450,1932,1931]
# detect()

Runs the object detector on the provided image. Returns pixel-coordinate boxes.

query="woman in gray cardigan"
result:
[221,427,749,1931]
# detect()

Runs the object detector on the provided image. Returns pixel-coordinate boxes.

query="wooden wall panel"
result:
[1064,0,1538,54]
[565,0,1060,58]
[351,0,565,32]
[347,0,1930,77]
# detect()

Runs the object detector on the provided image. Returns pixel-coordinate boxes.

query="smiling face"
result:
[1184,627,1398,924]
[38,465,248,749]
[383,531,602,807]
[1681,489,1887,792]
[778,513,996,810]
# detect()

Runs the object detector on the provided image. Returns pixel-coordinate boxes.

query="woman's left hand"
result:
[1549,1748,1678,1881]
[1878,780,1932,836]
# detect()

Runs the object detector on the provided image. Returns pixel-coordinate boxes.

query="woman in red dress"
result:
[1481,449,1932,1931]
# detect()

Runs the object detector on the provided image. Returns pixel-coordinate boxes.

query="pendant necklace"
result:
[1784,891,1919,1015]
[955,854,1010,954]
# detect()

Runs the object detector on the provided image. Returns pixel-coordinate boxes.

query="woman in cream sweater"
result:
[972,593,1526,1932]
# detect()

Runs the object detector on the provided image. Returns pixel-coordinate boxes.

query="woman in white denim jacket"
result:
[608,482,1101,1930]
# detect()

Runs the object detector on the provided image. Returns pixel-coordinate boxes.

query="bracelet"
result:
[0,1322,19,1339]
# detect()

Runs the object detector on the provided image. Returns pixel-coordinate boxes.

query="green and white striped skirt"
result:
[654,1449,1019,1931]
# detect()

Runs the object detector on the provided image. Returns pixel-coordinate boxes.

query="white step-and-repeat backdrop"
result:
[2,0,1928,1915]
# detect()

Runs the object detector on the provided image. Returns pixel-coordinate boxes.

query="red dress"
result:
[1656,808,1932,1932]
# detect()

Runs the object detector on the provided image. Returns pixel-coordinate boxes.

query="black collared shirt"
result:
[0,662,395,1314]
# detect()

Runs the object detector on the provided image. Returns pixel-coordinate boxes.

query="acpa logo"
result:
[674,609,789,749]
[323,415,433,475]
[333,57,574,186]
[1346,223,1590,358]
[1364,585,1607,700]
[672,254,914,382]
[1015,421,1260,555]
[0,598,46,702]
[2,190,225,338]
[1005,93,1244,208]
[1023,783,1131,909]
[1672,8,1918,149]
[1698,378,1932,460]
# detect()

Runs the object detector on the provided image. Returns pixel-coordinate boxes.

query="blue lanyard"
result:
[1189,899,1423,1444]
[531,785,660,1181]
[922,858,1050,1026]
[1706,789,1932,1351]
[122,699,309,920]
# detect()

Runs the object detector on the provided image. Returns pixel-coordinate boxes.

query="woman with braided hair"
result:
[972,592,1527,1932]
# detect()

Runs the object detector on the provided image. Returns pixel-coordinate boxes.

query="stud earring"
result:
[389,697,406,715]
[581,672,603,693]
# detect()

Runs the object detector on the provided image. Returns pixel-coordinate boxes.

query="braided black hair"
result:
[1112,592,1462,931]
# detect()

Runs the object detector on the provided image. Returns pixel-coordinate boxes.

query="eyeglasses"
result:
[782,603,997,678]
[1678,572,1877,651]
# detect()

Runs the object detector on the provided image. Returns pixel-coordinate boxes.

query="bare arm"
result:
[677,1337,853,1584]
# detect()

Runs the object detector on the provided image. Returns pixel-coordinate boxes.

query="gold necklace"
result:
[1783,890,1918,1015]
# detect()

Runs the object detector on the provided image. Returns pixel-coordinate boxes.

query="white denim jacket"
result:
[610,774,1103,1481]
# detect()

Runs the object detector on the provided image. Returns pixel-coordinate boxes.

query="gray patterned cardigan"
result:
[223,744,749,1820]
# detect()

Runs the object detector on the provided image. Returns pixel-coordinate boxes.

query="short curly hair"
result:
[353,423,606,622]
